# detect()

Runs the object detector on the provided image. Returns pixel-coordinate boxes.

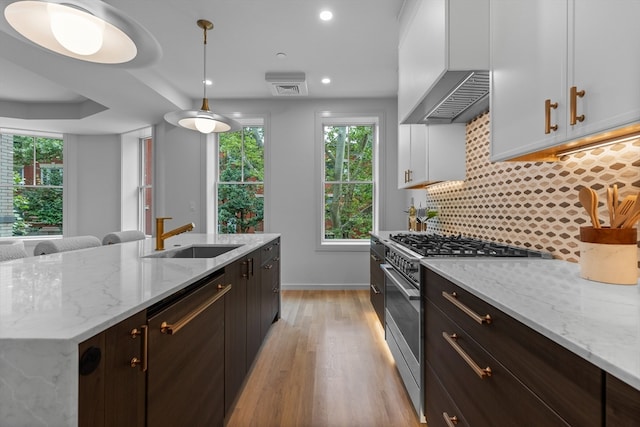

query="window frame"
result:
[315,112,380,251]
[138,136,153,236]
[214,118,266,234]
[0,129,64,239]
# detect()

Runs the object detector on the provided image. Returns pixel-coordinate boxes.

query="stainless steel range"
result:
[381,233,551,423]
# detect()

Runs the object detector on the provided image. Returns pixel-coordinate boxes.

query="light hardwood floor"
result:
[225,290,422,427]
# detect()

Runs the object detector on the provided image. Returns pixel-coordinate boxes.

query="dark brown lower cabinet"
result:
[422,267,604,427]
[225,257,248,414]
[78,310,146,427]
[147,274,227,427]
[606,374,640,425]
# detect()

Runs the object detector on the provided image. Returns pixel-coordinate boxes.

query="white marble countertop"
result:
[0,233,279,427]
[421,258,640,390]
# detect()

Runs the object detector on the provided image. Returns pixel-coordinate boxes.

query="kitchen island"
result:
[0,233,280,427]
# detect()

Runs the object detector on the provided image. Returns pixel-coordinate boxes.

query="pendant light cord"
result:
[202,25,208,102]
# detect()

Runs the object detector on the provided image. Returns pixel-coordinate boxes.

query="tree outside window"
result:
[217,126,264,233]
[0,133,64,236]
[323,123,374,241]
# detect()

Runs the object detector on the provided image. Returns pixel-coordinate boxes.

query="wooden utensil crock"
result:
[579,227,638,285]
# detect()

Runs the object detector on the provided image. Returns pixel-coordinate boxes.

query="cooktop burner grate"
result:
[390,233,552,258]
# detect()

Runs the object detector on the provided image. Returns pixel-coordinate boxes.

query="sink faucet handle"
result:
[156,216,172,221]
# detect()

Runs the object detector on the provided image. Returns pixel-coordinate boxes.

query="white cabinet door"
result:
[398,124,464,189]
[398,125,427,189]
[568,0,640,140]
[490,0,567,161]
[398,125,412,188]
[398,0,446,123]
[409,125,428,185]
[428,124,466,182]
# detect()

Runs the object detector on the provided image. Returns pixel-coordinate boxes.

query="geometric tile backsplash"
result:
[423,112,640,271]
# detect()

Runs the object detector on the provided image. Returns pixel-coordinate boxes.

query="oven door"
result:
[381,263,422,421]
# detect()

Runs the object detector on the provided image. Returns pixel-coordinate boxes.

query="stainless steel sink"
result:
[144,244,243,259]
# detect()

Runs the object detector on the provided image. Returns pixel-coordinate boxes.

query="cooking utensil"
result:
[620,193,640,228]
[606,187,615,226]
[612,194,638,228]
[578,187,600,228]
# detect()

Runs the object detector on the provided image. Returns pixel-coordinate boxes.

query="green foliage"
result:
[217,127,264,233]
[324,125,374,239]
[10,135,63,235]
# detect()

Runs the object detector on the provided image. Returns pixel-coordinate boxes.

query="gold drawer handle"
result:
[443,412,459,426]
[160,284,231,335]
[442,291,492,324]
[443,332,492,379]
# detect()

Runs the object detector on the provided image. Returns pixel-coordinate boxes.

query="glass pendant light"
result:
[164,19,239,134]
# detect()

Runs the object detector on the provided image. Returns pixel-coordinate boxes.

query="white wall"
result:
[64,134,121,239]
[154,97,405,288]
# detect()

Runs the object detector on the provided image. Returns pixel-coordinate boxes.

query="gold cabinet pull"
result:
[263,264,273,270]
[370,283,381,294]
[442,291,492,324]
[544,99,558,134]
[130,325,148,372]
[570,86,585,125]
[443,412,459,426]
[443,332,492,379]
[160,284,231,335]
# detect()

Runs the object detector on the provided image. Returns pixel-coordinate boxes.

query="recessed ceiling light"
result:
[204,79,213,86]
[276,52,287,59]
[321,77,331,85]
[319,10,333,21]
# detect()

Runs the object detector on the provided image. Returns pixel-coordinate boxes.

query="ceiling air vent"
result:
[265,72,308,96]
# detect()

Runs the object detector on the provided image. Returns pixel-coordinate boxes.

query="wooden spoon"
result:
[607,187,615,226]
[578,187,600,228]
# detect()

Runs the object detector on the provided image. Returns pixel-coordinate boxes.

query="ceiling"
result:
[0,0,403,135]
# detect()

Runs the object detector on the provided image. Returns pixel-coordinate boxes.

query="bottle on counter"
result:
[408,198,417,231]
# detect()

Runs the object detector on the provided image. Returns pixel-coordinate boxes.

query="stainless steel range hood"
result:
[402,70,489,125]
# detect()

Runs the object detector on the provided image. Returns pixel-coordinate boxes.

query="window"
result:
[139,137,153,235]
[217,123,265,233]
[321,117,377,245]
[0,132,64,237]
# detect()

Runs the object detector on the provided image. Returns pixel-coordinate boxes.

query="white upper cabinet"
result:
[398,123,466,189]
[490,0,640,161]
[398,0,489,124]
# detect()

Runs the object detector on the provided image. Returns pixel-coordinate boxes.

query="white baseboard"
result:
[281,283,369,291]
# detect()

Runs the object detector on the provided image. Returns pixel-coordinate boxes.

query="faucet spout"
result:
[155,217,195,250]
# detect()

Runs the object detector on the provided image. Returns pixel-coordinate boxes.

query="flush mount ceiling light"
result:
[1,0,160,65]
[164,19,239,134]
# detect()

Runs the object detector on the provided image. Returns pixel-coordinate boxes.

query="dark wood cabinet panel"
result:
[423,268,602,427]
[147,274,227,427]
[260,239,280,340]
[104,311,146,427]
[225,258,248,415]
[78,333,106,427]
[424,362,469,427]
[425,299,569,427]
[247,251,262,367]
[369,238,385,327]
[78,310,146,427]
[606,374,640,425]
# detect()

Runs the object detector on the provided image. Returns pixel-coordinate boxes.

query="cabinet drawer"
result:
[425,300,569,427]
[261,238,280,265]
[606,374,640,425]
[425,362,470,427]
[423,268,601,427]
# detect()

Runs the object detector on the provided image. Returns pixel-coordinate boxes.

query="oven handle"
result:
[380,264,420,302]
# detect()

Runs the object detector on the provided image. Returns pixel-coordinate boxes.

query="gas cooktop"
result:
[389,233,553,258]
